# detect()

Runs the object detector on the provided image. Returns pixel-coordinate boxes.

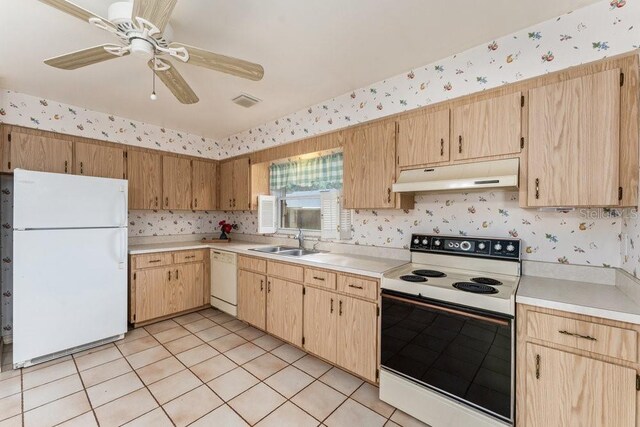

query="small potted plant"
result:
[218,220,238,240]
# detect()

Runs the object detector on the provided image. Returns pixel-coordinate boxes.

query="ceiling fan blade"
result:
[132,0,177,32]
[38,0,109,23]
[170,42,264,81]
[148,59,199,104]
[44,45,126,70]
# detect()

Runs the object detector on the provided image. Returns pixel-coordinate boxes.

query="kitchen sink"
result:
[250,246,298,254]
[278,248,319,257]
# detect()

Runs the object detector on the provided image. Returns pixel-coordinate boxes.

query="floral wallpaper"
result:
[128,210,226,236]
[0,89,223,160]
[622,209,640,277]
[218,0,639,157]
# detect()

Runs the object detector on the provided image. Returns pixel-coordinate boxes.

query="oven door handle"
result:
[382,293,510,327]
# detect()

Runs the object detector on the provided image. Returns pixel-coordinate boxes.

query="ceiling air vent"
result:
[232,93,261,108]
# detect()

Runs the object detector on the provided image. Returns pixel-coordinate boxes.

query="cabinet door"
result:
[75,141,124,179]
[343,121,396,209]
[9,131,72,173]
[451,92,522,161]
[128,150,162,210]
[237,269,266,329]
[336,296,377,381]
[192,160,217,211]
[303,286,338,363]
[167,262,204,313]
[233,158,251,211]
[266,278,303,346]
[218,160,234,210]
[527,69,620,207]
[524,343,635,427]
[135,267,171,323]
[397,109,450,167]
[162,156,192,210]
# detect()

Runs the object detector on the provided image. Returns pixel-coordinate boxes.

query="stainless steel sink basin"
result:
[279,249,319,257]
[250,246,298,254]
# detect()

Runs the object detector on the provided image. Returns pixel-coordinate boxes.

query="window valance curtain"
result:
[269,152,343,192]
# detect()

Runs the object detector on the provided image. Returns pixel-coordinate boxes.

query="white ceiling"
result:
[0,0,600,139]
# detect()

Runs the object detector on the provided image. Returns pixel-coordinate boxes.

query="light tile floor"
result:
[0,308,429,427]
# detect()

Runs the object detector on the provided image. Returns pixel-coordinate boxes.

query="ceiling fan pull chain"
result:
[150,55,158,101]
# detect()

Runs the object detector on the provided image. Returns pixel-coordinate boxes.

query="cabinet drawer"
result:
[133,252,172,269]
[238,256,267,273]
[526,310,637,362]
[268,261,304,282]
[337,274,378,301]
[173,250,204,264]
[304,268,337,290]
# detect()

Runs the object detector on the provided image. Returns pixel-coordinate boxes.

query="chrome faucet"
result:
[295,228,305,249]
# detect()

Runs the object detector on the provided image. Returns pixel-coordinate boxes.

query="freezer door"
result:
[14,169,127,229]
[13,227,128,365]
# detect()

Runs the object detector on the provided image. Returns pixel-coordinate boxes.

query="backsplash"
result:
[227,191,625,268]
[0,89,222,160]
[622,209,640,277]
[218,0,639,157]
[128,210,227,237]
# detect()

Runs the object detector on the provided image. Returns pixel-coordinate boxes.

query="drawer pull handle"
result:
[535,178,540,200]
[260,279,264,292]
[185,255,196,259]
[149,259,162,263]
[175,269,179,279]
[440,138,444,156]
[558,330,597,341]
[330,298,334,313]
[535,354,540,379]
[348,284,364,290]
[267,281,271,293]
[168,271,171,281]
[313,276,325,281]
[339,300,343,316]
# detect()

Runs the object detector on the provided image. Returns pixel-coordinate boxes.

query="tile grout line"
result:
[69,355,100,427]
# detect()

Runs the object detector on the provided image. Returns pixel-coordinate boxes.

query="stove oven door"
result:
[380,290,513,422]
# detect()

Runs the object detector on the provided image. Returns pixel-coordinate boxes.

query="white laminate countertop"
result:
[517,274,640,324]
[128,240,408,278]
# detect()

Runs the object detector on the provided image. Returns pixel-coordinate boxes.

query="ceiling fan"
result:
[39,0,264,104]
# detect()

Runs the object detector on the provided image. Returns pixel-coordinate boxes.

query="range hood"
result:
[392,158,519,194]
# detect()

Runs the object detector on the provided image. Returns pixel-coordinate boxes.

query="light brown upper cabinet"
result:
[451,92,522,161]
[75,141,124,179]
[162,155,192,210]
[397,109,450,167]
[218,158,251,211]
[191,160,217,211]
[343,121,397,209]
[6,130,72,174]
[527,69,620,207]
[128,149,162,210]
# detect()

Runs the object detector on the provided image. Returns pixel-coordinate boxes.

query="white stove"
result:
[380,234,521,427]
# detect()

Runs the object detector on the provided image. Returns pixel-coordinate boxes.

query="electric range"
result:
[379,234,521,427]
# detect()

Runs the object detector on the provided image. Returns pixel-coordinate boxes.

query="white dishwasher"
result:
[210,249,238,316]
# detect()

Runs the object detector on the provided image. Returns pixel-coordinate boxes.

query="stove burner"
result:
[471,277,503,286]
[412,269,446,278]
[400,275,428,283]
[452,282,498,294]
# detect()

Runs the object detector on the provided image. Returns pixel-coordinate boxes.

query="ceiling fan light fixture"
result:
[130,38,154,58]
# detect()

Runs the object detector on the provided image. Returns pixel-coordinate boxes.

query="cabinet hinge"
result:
[7,133,11,142]
[636,374,640,391]
[133,313,136,322]
[619,187,623,201]
[302,287,306,296]
[7,161,10,170]
[521,95,525,108]
[302,337,305,345]
[377,306,380,317]
[621,72,625,87]
[520,137,525,149]
[376,369,379,380]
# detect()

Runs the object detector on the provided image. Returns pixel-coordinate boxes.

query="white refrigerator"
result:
[12,169,128,367]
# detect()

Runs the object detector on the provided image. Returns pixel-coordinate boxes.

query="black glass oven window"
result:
[381,295,512,420]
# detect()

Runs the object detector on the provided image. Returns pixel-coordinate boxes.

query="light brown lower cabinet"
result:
[266,278,303,346]
[129,250,207,325]
[237,269,267,329]
[517,304,640,427]
[303,286,338,362]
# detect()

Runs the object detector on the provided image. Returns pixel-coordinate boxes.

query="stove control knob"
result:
[460,241,471,251]
[422,239,429,245]
[434,239,441,246]
[413,238,419,244]
[506,244,515,252]
[494,243,503,251]
[478,242,486,250]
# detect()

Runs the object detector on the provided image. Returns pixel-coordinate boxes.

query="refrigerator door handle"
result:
[119,228,127,269]
[120,187,127,227]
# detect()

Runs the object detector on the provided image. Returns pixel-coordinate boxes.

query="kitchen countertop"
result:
[128,240,407,278]
[517,274,640,324]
